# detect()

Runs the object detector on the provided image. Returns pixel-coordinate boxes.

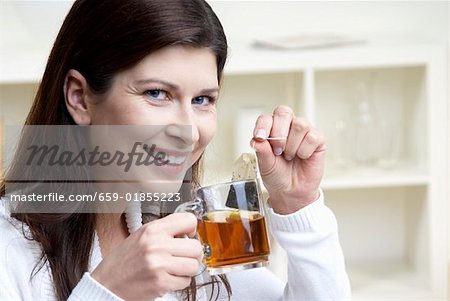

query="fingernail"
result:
[274,147,283,156]
[255,129,267,140]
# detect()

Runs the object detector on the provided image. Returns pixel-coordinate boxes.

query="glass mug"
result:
[175,179,271,275]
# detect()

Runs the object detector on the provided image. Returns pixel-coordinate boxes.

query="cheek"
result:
[195,114,217,154]
[201,121,217,145]
[90,96,135,125]
[204,111,217,139]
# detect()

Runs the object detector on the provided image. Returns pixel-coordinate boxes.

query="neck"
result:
[96,213,128,236]
[95,212,130,259]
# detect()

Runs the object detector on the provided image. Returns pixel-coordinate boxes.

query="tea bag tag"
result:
[231,153,258,181]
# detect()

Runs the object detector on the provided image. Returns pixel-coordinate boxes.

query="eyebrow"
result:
[134,78,219,94]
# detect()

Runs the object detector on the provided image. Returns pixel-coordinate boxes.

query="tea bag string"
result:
[250,140,260,180]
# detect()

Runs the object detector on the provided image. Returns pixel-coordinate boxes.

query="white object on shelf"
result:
[354,79,378,165]
[252,33,365,50]
[376,118,402,169]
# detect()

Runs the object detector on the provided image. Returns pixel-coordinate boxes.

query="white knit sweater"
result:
[0,192,351,301]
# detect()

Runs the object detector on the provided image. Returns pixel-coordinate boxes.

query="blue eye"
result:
[192,96,214,106]
[145,89,168,101]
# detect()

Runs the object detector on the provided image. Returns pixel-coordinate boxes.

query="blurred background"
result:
[1,1,449,300]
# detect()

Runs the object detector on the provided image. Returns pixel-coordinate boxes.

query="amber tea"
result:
[197,210,270,269]
[175,179,270,274]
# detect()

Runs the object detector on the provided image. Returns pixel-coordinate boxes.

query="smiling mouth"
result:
[142,144,190,166]
[164,154,187,166]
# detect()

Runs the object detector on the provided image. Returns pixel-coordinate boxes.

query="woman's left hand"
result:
[252,105,325,215]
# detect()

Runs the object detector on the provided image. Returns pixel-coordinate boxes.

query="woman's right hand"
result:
[91,213,203,301]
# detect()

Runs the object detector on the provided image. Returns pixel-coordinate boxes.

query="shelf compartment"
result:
[325,186,438,300]
[349,263,439,301]
[0,83,37,124]
[314,66,427,175]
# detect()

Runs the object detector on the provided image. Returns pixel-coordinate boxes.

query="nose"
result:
[164,101,200,148]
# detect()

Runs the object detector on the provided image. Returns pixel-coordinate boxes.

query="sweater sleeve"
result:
[67,272,124,301]
[0,269,23,301]
[227,190,351,301]
[267,189,352,301]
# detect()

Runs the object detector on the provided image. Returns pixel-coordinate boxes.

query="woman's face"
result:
[86,45,219,191]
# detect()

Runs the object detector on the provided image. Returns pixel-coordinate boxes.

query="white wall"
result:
[0,1,72,53]
[208,1,449,47]
[1,1,448,55]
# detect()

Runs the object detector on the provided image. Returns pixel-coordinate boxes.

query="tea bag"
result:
[231,153,258,181]
[226,153,259,211]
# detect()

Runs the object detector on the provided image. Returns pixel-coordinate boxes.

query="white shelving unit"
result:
[203,42,449,300]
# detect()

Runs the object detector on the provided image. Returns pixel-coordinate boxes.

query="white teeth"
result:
[175,156,184,164]
[166,155,186,165]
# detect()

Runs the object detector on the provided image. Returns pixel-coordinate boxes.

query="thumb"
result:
[252,139,277,176]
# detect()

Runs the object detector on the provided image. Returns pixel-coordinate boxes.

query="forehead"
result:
[118,45,218,86]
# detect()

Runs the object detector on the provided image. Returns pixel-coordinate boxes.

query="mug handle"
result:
[174,198,205,218]
[174,199,212,259]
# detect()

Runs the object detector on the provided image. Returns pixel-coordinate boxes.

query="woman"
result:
[0,0,351,300]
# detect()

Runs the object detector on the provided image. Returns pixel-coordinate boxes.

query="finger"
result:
[269,105,294,156]
[168,238,204,261]
[251,115,277,175]
[145,213,197,238]
[283,117,311,161]
[296,129,326,159]
[166,257,201,277]
[162,273,193,291]
[253,114,273,141]
[252,138,277,176]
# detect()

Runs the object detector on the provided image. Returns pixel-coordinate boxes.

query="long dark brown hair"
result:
[0,0,229,300]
